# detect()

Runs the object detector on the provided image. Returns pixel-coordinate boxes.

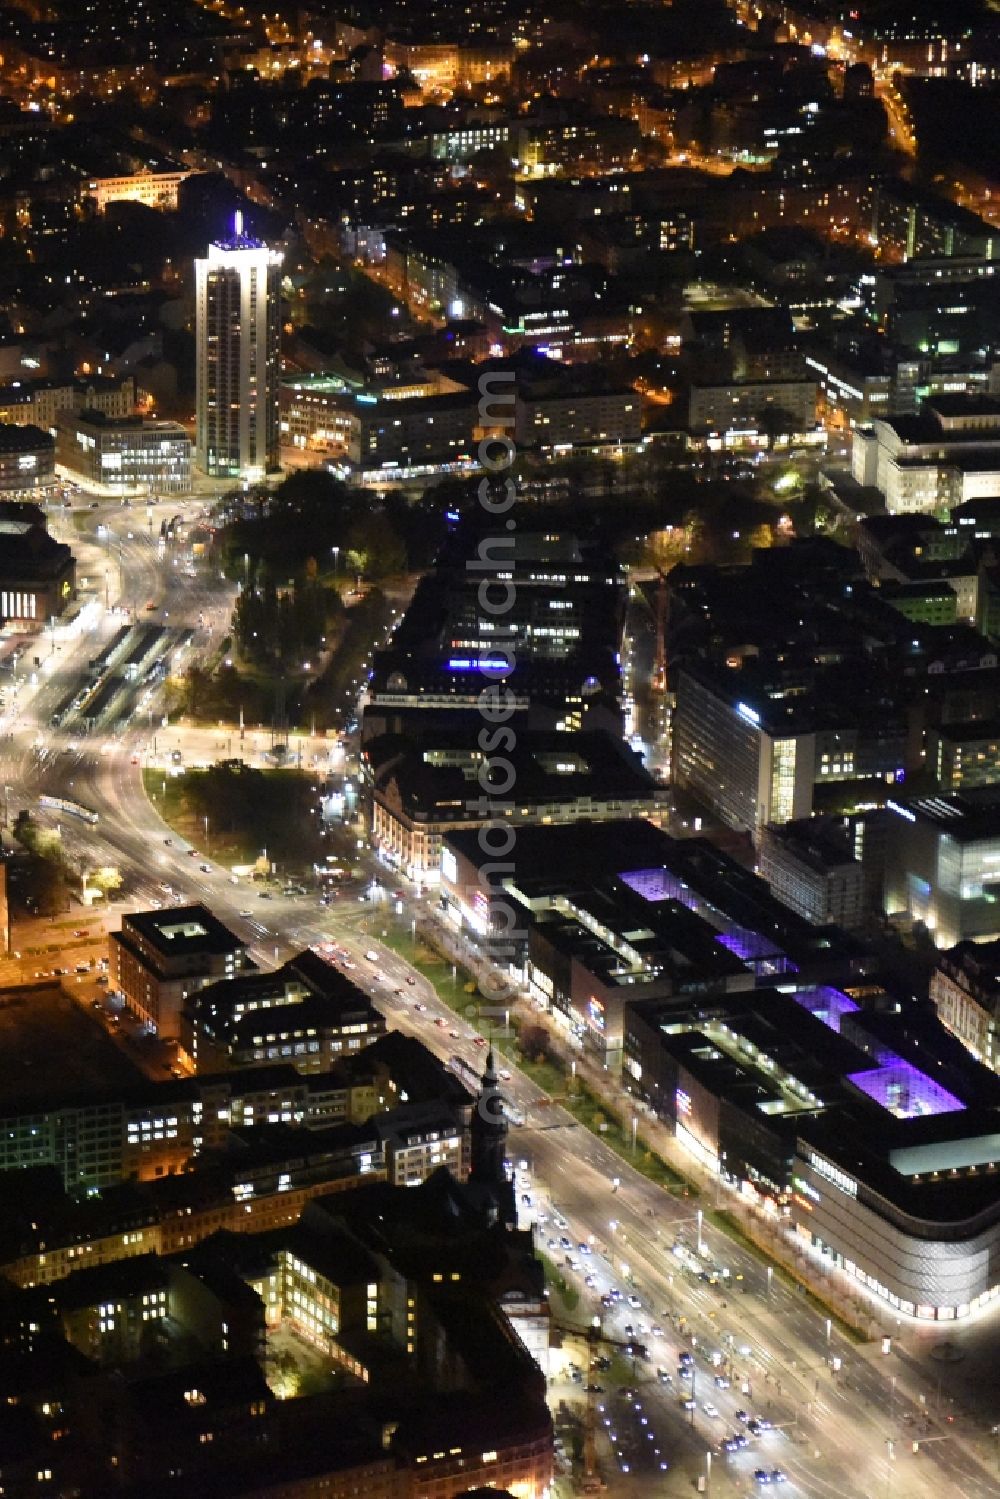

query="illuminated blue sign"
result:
[736,701,761,727]
[447,657,510,673]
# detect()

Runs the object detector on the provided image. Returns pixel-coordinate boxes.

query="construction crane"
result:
[549,1314,647,1491]
[652,568,668,698]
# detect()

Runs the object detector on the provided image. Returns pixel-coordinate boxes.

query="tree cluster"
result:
[232,575,336,666]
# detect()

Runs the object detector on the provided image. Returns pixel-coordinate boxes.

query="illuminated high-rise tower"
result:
[195,212,282,480]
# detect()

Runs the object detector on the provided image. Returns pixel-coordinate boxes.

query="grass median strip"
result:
[538,1252,579,1314]
[708,1209,866,1344]
[382,924,693,1194]
[393,923,866,1344]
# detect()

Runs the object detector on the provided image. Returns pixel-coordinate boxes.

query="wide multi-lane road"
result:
[343,934,997,1499]
[3,492,1000,1497]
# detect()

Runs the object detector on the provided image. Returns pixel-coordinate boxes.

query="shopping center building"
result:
[625,985,1000,1321]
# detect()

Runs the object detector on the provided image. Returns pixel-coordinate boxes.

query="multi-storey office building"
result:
[195,216,282,480]
[758,819,867,930]
[56,409,192,494]
[852,397,1000,515]
[363,525,626,743]
[363,728,667,885]
[930,720,1000,792]
[666,542,1000,831]
[280,369,475,474]
[110,904,248,1039]
[184,949,386,1073]
[883,790,1000,946]
[0,422,54,492]
[671,663,905,837]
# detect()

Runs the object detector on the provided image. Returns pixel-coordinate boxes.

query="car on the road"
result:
[770,1473,786,1485]
[405,976,416,985]
[91,999,103,1011]
[95,974,108,985]
[627,1295,642,1310]
[239,910,253,918]
[753,1472,772,1486]
[413,1002,426,1012]
[435,1017,447,1028]
[449,1029,459,1039]
[186,848,197,857]
[714,1375,730,1389]
[258,892,272,900]
[499,1068,512,1081]
[73,929,89,938]
[702,1403,719,1419]
[735,1410,749,1424]
[199,863,211,873]
[365,951,378,962]
[679,1398,696,1412]
[473,1036,486,1047]
[75,963,89,974]
[163,838,172,846]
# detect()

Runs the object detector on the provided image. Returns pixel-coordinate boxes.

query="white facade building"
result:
[195,215,282,481]
[852,397,1000,514]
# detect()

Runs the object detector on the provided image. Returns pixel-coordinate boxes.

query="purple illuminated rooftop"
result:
[620,867,696,909]
[620,868,796,974]
[792,985,860,1034]
[716,928,783,964]
[847,1057,966,1119]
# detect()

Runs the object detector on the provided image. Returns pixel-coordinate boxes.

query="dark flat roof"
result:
[122,903,245,957]
[895,789,1000,841]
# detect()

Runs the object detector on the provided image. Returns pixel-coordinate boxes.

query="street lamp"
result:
[696,1207,704,1256]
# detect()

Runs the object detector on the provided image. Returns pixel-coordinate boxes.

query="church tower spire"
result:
[470,1047,509,1189]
